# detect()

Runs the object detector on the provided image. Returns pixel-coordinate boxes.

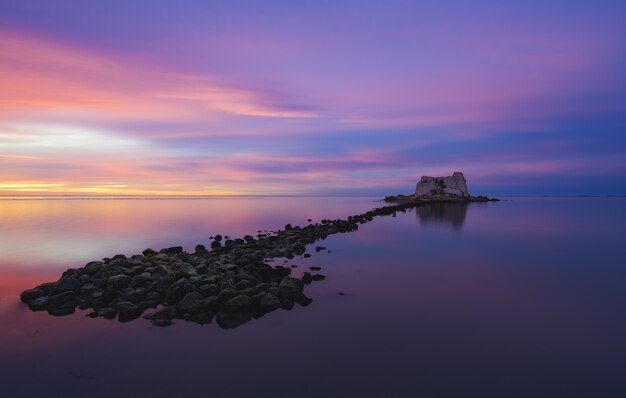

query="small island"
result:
[385,172,498,203]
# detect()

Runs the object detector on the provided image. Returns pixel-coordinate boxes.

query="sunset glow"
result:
[1,1,625,196]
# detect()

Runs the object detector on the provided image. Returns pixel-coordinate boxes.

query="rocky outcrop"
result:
[415,172,469,198]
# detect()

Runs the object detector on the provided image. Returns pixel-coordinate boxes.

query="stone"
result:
[108,274,132,290]
[225,295,251,313]
[48,291,76,307]
[28,296,49,311]
[415,171,469,198]
[97,307,117,319]
[154,253,169,262]
[176,292,203,313]
[117,301,143,322]
[278,277,304,300]
[54,277,82,293]
[216,312,251,329]
[161,246,183,255]
[258,294,281,311]
[20,287,44,303]
[144,306,177,320]
[176,262,197,276]
[142,248,158,257]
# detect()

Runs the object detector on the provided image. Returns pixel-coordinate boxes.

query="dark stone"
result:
[48,291,76,307]
[48,304,76,316]
[312,274,326,281]
[54,278,82,293]
[83,261,104,274]
[218,288,239,303]
[97,307,117,319]
[303,253,311,258]
[199,284,219,297]
[190,296,218,314]
[258,294,281,311]
[301,272,313,285]
[20,287,44,303]
[176,292,203,313]
[194,244,207,253]
[117,301,143,322]
[210,240,222,249]
[175,262,197,276]
[310,266,321,271]
[108,274,131,290]
[28,296,49,311]
[225,295,251,313]
[161,246,183,255]
[142,248,158,257]
[216,312,251,329]
[213,234,222,242]
[278,277,303,300]
[144,306,177,320]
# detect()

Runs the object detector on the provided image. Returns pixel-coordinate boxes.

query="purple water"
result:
[1,197,625,397]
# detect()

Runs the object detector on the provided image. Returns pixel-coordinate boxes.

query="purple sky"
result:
[1,0,625,195]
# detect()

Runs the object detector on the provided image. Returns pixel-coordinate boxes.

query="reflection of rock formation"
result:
[415,171,469,198]
[415,202,468,230]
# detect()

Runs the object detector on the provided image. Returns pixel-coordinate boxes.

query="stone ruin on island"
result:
[415,171,469,198]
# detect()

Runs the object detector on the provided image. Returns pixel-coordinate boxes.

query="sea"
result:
[0,196,625,397]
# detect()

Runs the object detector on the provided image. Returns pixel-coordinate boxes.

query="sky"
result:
[1,0,625,196]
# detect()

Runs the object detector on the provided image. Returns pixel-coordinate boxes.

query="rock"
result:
[28,296,49,311]
[301,272,313,285]
[218,288,239,303]
[154,253,169,262]
[213,234,222,242]
[83,261,104,274]
[415,171,469,198]
[48,291,76,307]
[199,284,219,297]
[176,292,203,314]
[312,274,326,281]
[108,274,132,290]
[278,277,303,300]
[314,246,326,252]
[258,294,281,311]
[142,248,158,257]
[46,291,76,316]
[210,240,222,249]
[225,295,251,313]
[97,307,117,319]
[190,297,218,314]
[144,306,177,320]
[54,277,82,293]
[161,246,183,255]
[20,287,44,303]
[175,262,197,276]
[310,266,321,271]
[117,301,143,322]
[194,244,207,253]
[216,312,251,329]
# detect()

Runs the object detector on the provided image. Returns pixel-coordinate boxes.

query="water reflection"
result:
[415,202,469,230]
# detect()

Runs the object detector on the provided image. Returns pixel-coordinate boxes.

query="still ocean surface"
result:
[0,196,625,397]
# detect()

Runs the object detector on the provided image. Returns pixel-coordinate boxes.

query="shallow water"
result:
[1,197,625,397]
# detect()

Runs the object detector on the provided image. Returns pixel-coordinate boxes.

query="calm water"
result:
[1,197,625,397]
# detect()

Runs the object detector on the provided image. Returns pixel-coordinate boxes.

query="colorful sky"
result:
[1,0,625,196]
